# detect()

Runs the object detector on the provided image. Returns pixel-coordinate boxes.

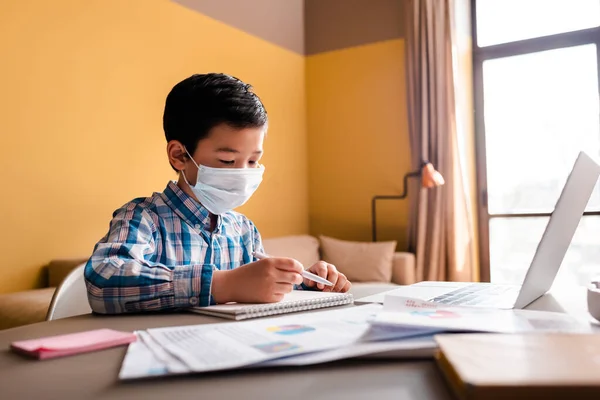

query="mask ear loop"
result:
[181,147,200,187]
[180,168,193,187]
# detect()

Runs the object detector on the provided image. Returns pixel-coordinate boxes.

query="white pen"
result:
[253,251,334,287]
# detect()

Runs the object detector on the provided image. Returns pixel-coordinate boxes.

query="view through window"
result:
[474,0,600,286]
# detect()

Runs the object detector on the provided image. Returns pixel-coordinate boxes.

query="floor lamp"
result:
[371,161,445,242]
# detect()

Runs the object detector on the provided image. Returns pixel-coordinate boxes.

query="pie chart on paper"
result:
[266,324,316,335]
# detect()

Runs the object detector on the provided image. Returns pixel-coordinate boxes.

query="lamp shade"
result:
[421,162,445,188]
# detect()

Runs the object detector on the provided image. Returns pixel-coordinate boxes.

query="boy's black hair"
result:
[163,73,267,169]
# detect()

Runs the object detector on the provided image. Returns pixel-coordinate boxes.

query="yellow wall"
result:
[0,0,307,293]
[306,39,411,246]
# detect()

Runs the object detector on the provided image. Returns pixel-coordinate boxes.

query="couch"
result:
[262,235,415,298]
[0,235,415,330]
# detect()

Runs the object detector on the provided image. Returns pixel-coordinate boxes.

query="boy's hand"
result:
[304,261,351,293]
[211,258,303,304]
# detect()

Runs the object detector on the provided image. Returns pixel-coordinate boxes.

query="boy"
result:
[84,73,351,314]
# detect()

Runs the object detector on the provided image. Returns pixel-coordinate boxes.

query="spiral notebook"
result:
[189,291,354,320]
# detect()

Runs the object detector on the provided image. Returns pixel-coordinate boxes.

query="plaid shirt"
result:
[84,181,265,314]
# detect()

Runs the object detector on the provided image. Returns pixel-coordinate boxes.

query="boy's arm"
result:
[84,205,215,314]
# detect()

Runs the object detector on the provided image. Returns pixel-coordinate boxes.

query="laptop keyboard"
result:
[430,284,520,307]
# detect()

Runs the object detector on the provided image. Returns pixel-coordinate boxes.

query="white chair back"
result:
[46,264,92,320]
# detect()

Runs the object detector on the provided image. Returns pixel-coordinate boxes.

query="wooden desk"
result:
[0,286,595,400]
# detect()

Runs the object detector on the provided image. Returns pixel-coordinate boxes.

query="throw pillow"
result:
[319,235,397,283]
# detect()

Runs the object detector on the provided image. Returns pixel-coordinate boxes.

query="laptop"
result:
[358,151,600,309]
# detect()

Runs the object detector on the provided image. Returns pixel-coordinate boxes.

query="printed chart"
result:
[266,324,316,335]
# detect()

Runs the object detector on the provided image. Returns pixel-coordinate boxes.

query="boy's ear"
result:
[166,140,188,171]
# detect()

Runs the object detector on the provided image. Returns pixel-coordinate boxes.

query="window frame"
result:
[471,0,600,281]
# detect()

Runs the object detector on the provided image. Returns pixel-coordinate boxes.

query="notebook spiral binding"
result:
[241,294,354,320]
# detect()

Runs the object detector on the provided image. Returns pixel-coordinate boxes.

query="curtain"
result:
[405,0,474,282]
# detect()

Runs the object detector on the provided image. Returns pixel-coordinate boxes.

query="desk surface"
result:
[0,286,595,400]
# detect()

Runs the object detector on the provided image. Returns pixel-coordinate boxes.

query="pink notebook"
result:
[10,329,137,360]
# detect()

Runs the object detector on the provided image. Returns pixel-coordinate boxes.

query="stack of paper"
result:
[119,304,439,380]
[119,296,593,380]
[371,295,592,334]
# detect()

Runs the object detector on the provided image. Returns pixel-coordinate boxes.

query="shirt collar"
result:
[161,181,222,232]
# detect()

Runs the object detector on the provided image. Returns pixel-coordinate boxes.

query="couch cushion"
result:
[261,235,320,267]
[0,288,55,330]
[392,252,416,285]
[319,235,397,283]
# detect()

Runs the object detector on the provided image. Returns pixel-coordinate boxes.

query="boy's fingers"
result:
[332,272,347,292]
[303,277,316,288]
[276,271,303,285]
[311,261,328,290]
[273,258,304,274]
[274,283,295,295]
[341,281,352,293]
[323,264,339,292]
[309,261,328,277]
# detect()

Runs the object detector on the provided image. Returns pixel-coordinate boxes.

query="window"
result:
[472,0,600,285]
[476,0,600,46]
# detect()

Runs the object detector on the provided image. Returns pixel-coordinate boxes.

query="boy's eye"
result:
[219,159,235,165]
[248,160,257,165]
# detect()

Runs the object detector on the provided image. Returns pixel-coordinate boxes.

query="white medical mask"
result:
[181,149,264,215]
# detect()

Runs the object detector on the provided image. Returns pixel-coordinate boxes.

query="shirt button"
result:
[194,224,201,230]
[189,297,198,305]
